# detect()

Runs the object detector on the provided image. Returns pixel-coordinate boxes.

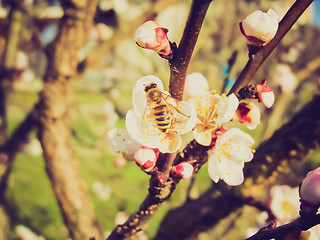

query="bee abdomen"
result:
[153,104,171,132]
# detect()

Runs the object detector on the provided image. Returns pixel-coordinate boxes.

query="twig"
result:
[0,110,36,198]
[246,214,320,240]
[228,0,314,97]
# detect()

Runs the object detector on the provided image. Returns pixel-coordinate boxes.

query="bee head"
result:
[144,82,157,92]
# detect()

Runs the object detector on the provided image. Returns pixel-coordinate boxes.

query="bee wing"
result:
[141,103,158,130]
[161,94,190,119]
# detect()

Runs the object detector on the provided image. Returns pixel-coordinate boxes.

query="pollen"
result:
[221,93,226,98]
[117,132,123,137]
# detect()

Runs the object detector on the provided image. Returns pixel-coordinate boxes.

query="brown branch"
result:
[0,110,36,197]
[107,140,209,240]
[246,214,320,240]
[228,0,314,97]
[36,0,102,239]
[0,2,23,143]
[169,0,212,101]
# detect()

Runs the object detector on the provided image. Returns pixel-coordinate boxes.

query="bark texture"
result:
[36,0,102,239]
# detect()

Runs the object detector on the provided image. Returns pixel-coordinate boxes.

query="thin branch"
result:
[0,110,36,196]
[228,0,314,96]
[169,0,213,101]
[246,214,320,240]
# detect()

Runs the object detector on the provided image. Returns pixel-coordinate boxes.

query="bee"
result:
[143,82,189,133]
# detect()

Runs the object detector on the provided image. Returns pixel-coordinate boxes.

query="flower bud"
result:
[300,167,320,207]
[234,102,261,130]
[134,21,172,58]
[240,8,278,46]
[134,146,159,172]
[171,162,194,179]
[256,79,275,108]
[184,72,209,97]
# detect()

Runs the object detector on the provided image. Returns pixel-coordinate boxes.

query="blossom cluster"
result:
[106,9,279,186]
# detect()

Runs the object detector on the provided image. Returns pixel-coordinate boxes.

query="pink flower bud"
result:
[134,21,172,58]
[300,167,320,206]
[171,162,194,179]
[134,146,159,172]
[157,172,165,184]
[234,102,260,130]
[256,79,275,108]
[240,9,278,46]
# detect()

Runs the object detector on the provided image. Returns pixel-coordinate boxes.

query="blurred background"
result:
[1,0,320,239]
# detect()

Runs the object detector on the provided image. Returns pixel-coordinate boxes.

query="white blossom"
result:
[269,185,300,224]
[106,128,142,154]
[208,128,254,186]
[189,92,239,146]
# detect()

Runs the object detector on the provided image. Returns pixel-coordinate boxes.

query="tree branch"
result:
[107,140,209,240]
[169,0,213,101]
[36,0,102,239]
[246,214,320,240]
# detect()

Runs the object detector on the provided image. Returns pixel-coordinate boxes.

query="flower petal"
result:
[216,158,245,186]
[208,154,220,183]
[158,131,181,153]
[216,93,239,123]
[193,124,213,146]
[106,128,141,154]
[132,75,164,117]
[184,72,209,97]
[126,109,161,148]
[172,101,197,134]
